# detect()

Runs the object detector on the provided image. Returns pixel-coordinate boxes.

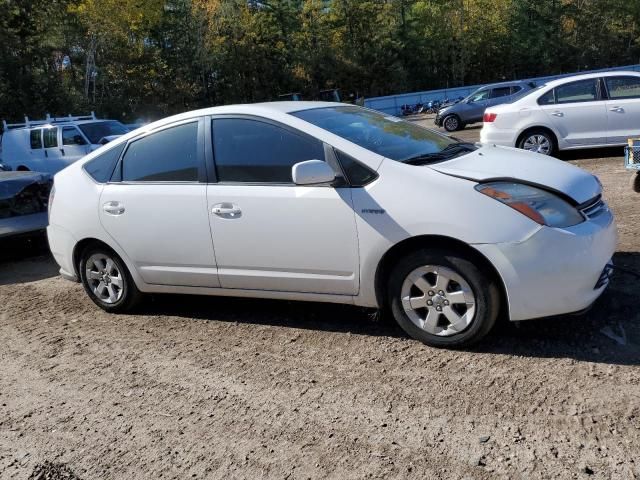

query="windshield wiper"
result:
[403,142,477,165]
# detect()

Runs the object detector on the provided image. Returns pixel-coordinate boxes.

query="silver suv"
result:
[435,81,536,132]
[0,113,129,174]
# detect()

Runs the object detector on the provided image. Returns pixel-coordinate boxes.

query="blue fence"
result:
[364,64,640,116]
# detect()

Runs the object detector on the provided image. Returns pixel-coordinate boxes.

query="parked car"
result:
[481,71,640,156]
[48,102,616,347]
[0,113,129,174]
[435,81,536,132]
[0,171,52,238]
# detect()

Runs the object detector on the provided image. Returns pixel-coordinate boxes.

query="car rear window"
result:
[84,143,126,183]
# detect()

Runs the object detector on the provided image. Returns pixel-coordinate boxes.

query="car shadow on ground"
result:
[0,233,59,285]
[141,252,640,366]
[557,146,624,161]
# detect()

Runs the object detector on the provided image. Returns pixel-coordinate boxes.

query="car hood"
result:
[428,145,600,204]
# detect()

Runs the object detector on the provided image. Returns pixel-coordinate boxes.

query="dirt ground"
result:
[1,119,639,479]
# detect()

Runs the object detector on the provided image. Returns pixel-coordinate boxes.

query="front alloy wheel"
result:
[400,265,476,337]
[443,115,461,132]
[388,249,500,347]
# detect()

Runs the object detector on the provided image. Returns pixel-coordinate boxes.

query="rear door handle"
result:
[551,111,563,117]
[212,203,242,219]
[610,106,624,113]
[103,201,125,215]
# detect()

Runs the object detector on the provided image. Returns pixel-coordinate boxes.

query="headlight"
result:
[475,181,584,228]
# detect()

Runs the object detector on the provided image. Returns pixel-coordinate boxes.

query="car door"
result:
[99,118,220,288]
[603,75,640,145]
[464,88,491,122]
[206,116,360,295]
[539,78,607,146]
[61,126,91,160]
[41,127,65,172]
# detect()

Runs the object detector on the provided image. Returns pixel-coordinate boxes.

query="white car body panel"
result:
[47,102,617,323]
[480,71,640,151]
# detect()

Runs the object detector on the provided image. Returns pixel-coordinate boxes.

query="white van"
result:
[0,113,129,174]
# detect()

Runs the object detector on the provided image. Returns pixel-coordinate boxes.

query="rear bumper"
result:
[47,223,78,282]
[473,208,617,321]
[480,124,518,147]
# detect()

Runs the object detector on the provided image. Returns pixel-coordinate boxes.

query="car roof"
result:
[544,70,640,88]
[480,80,532,88]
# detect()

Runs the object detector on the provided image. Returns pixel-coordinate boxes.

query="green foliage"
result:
[1,0,640,123]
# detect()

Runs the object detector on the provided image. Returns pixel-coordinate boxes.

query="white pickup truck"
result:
[0,113,129,174]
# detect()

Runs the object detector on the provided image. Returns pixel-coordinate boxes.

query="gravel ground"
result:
[1,120,639,479]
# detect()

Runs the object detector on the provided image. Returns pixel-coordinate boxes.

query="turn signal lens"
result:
[483,112,497,122]
[475,182,584,228]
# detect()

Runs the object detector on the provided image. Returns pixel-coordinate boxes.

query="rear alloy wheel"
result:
[442,115,461,132]
[388,249,500,347]
[519,130,555,156]
[80,246,141,312]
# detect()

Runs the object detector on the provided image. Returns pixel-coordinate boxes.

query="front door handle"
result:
[610,106,624,113]
[551,111,564,117]
[103,201,125,216]
[212,203,242,219]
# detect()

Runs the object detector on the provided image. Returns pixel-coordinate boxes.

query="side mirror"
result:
[292,160,336,186]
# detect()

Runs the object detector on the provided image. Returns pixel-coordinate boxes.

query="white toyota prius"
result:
[47,102,617,347]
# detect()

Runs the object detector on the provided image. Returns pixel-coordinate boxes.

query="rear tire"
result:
[518,129,556,156]
[79,245,142,313]
[387,249,500,347]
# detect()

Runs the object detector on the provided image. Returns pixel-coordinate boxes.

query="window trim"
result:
[490,86,512,99]
[110,117,206,184]
[603,75,640,101]
[209,114,334,187]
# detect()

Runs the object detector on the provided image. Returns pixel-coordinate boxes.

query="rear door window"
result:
[43,128,58,148]
[84,143,126,183]
[605,76,640,100]
[30,129,42,149]
[491,87,512,98]
[537,89,555,105]
[121,121,199,182]
[555,79,598,104]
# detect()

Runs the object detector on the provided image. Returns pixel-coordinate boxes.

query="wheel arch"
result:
[374,235,508,318]
[516,125,559,150]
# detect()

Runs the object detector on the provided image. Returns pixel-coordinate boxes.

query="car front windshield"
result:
[291,106,456,162]
[78,121,129,144]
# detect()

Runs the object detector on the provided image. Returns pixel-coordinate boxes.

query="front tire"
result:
[79,245,142,313]
[442,115,462,132]
[387,249,500,347]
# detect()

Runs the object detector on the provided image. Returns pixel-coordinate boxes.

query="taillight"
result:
[48,184,55,221]
[483,112,497,122]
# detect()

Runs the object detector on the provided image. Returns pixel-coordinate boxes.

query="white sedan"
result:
[47,102,617,347]
[481,71,640,155]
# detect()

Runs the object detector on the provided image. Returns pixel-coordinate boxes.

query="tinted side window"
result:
[537,89,555,105]
[62,127,87,146]
[335,150,377,187]
[555,79,598,104]
[491,87,512,98]
[30,129,42,149]
[84,143,126,183]
[212,119,325,183]
[511,86,522,94]
[605,76,640,100]
[122,122,199,182]
[469,89,490,102]
[43,128,58,148]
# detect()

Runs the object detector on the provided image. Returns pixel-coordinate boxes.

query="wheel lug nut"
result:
[438,290,445,296]
[427,300,433,306]
[428,291,434,296]
[444,300,449,305]
[436,306,442,312]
